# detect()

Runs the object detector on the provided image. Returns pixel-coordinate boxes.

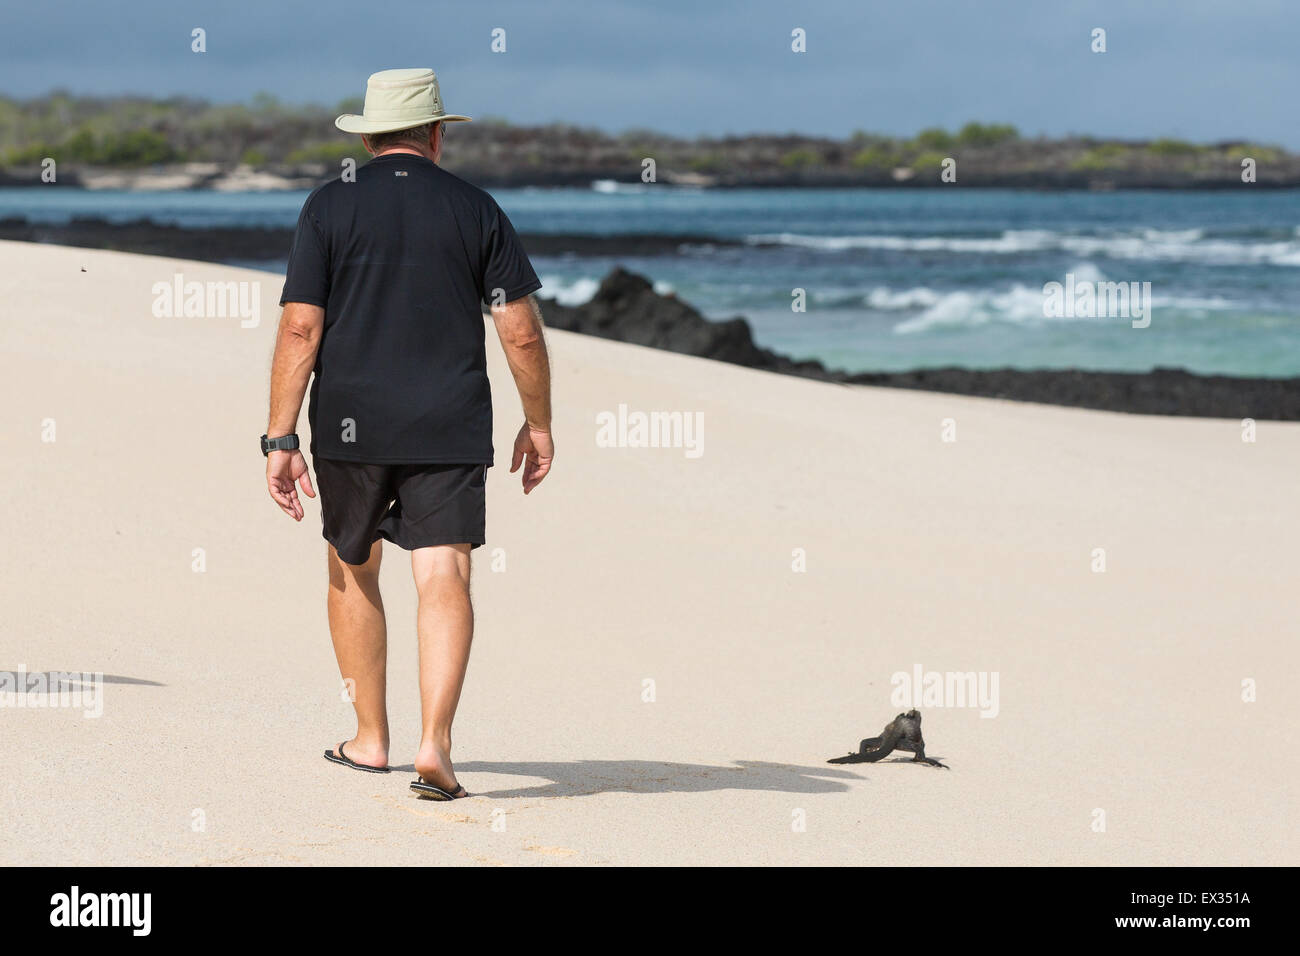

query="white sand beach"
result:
[1,240,1295,866]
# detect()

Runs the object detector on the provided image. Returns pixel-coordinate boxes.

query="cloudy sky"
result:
[2,0,1295,146]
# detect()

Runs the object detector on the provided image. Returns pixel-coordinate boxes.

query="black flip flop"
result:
[323,741,391,774]
[410,777,469,800]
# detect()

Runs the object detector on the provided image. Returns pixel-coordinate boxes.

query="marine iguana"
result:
[827,709,948,768]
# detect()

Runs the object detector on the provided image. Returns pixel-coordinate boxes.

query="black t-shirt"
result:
[280,153,541,464]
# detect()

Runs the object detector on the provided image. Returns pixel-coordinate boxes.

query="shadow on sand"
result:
[385,759,866,798]
[46,672,165,686]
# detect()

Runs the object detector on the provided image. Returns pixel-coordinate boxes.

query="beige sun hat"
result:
[335,68,472,134]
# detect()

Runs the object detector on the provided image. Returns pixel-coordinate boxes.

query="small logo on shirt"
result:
[394,170,408,176]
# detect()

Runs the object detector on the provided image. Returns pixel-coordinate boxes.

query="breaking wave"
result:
[745,228,1300,266]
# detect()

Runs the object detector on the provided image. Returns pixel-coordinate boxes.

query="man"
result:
[263,68,553,801]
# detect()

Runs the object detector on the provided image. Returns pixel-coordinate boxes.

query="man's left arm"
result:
[265,302,324,521]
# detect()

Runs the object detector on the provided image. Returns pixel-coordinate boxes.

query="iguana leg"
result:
[874,737,946,766]
[826,735,885,763]
[910,745,948,768]
[856,728,901,762]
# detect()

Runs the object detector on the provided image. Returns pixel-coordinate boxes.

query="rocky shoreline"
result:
[542,269,1300,421]
[3,223,1294,420]
[0,217,732,260]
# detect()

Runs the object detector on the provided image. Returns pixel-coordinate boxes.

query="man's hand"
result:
[267,449,316,520]
[510,423,553,494]
[492,297,552,493]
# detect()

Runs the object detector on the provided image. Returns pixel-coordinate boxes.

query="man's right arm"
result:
[491,295,553,494]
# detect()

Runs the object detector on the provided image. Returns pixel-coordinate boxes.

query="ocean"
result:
[5,185,1299,376]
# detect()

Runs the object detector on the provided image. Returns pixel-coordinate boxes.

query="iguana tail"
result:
[826,752,866,764]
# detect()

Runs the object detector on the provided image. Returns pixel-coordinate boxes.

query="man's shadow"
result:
[388,759,863,798]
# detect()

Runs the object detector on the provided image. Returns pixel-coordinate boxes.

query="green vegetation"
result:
[0,95,1291,187]
[1226,142,1281,163]
[3,140,52,164]
[284,142,368,165]
[1070,143,1129,172]
[955,122,1019,147]
[4,126,176,165]
[851,123,1016,171]
[779,147,821,169]
[909,151,948,172]
[911,127,955,151]
[0,93,348,167]
[687,152,728,173]
[1147,138,1200,156]
[851,145,902,169]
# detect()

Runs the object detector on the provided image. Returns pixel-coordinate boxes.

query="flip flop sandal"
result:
[410,777,469,800]
[323,741,392,774]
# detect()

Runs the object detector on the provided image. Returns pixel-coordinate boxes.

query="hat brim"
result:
[334,113,472,134]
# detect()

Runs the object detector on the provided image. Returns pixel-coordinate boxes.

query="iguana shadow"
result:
[396,759,862,798]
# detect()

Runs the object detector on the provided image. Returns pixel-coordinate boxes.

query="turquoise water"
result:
[5,185,1299,375]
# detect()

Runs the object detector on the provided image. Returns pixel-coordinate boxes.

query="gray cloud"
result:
[0,0,1294,145]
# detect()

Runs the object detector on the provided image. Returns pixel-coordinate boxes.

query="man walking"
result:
[262,68,553,800]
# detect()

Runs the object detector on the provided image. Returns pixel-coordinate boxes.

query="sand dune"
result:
[0,241,1295,866]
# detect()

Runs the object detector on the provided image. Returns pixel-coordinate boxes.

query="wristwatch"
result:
[261,433,300,456]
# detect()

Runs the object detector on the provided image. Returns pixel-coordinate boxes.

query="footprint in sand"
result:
[525,845,578,857]
[372,793,475,823]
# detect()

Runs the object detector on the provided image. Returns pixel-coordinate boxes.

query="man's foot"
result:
[324,737,390,773]
[413,741,466,797]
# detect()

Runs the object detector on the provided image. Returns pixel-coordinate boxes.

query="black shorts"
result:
[313,458,487,565]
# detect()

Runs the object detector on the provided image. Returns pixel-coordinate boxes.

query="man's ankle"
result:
[421,731,453,753]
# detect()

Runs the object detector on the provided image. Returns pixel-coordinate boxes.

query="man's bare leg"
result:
[411,543,473,795]
[325,540,389,769]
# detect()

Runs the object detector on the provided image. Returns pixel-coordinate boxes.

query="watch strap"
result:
[261,433,300,455]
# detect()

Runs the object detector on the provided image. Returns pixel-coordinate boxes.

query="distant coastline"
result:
[2,95,1298,189]
[3,155,1298,191]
